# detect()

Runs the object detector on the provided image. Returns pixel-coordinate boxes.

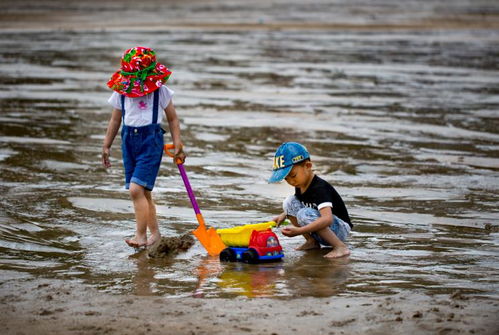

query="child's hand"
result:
[273,212,286,227]
[281,226,301,237]
[174,146,186,164]
[102,147,111,168]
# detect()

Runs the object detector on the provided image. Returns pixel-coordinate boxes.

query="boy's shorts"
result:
[283,195,351,245]
[121,124,165,191]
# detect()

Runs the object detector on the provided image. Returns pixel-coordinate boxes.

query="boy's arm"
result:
[282,207,333,236]
[164,101,185,163]
[102,108,122,168]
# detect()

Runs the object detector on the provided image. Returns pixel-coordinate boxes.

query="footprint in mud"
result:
[147,234,195,258]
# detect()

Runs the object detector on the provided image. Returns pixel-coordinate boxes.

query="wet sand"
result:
[1,0,499,32]
[2,278,498,335]
[1,0,499,334]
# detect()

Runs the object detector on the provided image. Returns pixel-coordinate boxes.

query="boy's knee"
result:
[282,195,302,217]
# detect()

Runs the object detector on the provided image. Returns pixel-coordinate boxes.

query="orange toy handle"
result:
[164,144,182,165]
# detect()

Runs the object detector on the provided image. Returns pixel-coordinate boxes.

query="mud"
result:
[147,234,195,258]
[2,278,499,335]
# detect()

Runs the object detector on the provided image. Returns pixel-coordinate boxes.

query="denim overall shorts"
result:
[120,90,165,191]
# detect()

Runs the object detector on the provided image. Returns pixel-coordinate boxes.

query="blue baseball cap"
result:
[268,142,310,183]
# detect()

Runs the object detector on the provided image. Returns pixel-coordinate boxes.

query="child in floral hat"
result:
[102,46,185,248]
[269,142,352,258]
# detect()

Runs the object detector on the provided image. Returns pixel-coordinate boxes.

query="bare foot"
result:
[125,237,147,248]
[296,239,320,250]
[324,246,351,259]
[146,233,161,246]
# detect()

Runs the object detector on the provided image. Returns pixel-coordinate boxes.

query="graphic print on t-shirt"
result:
[302,201,318,210]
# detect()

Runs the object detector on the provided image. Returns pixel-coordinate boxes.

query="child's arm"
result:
[102,108,122,168]
[164,101,186,163]
[281,207,333,237]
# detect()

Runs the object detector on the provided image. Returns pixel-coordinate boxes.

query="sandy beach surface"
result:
[1,0,498,334]
[2,278,498,335]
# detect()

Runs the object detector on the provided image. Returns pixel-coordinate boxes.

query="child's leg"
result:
[122,124,164,248]
[144,190,161,246]
[126,183,150,247]
[283,195,320,250]
[316,228,350,258]
[315,216,351,259]
[296,207,350,258]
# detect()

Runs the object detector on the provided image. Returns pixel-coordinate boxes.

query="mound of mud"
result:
[148,234,195,258]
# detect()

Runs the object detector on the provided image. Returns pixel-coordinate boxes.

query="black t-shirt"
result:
[295,175,352,228]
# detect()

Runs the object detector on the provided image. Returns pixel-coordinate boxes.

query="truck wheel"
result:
[219,248,237,262]
[242,249,259,264]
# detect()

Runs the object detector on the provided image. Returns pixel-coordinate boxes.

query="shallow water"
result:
[1,10,499,299]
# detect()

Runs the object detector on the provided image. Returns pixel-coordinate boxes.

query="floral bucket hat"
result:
[107,46,172,98]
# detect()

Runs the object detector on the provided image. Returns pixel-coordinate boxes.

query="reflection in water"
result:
[193,250,351,298]
[129,251,157,296]
[284,251,351,298]
[193,257,223,298]
[217,263,283,298]
[0,2,498,298]
[128,248,350,299]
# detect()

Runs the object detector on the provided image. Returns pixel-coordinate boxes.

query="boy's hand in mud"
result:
[102,147,111,168]
[273,212,287,227]
[281,225,301,237]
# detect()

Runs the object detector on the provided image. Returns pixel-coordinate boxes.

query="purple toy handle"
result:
[176,163,201,215]
[164,144,204,224]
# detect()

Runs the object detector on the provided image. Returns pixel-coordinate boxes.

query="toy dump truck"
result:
[217,221,284,264]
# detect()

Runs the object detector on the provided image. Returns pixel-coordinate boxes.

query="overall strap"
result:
[120,94,126,123]
[152,89,159,124]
